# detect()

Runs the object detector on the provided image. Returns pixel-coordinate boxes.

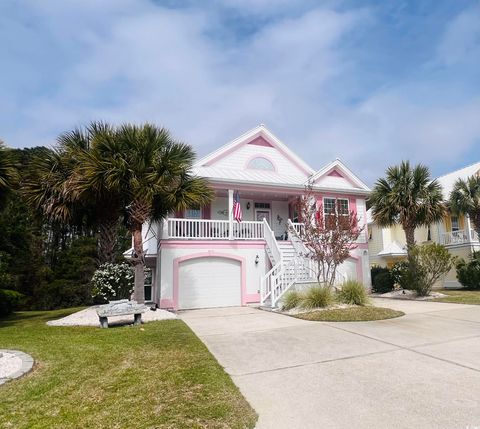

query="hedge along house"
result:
[136,125,371,310]
[367,161,480,288]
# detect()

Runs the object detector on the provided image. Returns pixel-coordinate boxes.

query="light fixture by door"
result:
[246,202,251,210]
[255,255,259,265]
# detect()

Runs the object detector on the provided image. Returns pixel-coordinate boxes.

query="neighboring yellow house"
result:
[367,161,480,288]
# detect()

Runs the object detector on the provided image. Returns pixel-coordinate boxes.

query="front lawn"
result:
[295,306,404,322]
[432,289,480,305]
[0,309,257,429]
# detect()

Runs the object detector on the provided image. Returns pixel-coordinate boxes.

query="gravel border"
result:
[0,350,34,386]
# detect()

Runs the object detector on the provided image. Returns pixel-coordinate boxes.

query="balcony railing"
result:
[165,218,264,240]
[440,229,479,245]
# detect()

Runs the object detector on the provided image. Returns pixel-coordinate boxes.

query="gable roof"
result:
[195,124,315,176]
[308,158,371,192]
[378,240,407,257]
[435,161,480,200]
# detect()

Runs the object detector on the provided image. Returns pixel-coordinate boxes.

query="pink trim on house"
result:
[313,167,359,188]
[247,136,274,147]
[244,293,260,303]
[161,240,266,249]
[159,298,174,309]
[172,251,247,310]
[202,204,211,219]
[327,169,343,178]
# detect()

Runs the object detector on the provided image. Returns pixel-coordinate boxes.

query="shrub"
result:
[281,290,302,310]
[371,266,390,285]
[456,251,480,290]
[372,272,394,293]
[338,280,369,305]
[409,243,455,296]
[300,285,334,309]
[391,260,410,289]
[91,262,134,303]
[0,289,25,317]
[34,280,93,311]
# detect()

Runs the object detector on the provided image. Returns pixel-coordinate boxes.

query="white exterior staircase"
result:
[261,219,348,308]
[261,219,316,308]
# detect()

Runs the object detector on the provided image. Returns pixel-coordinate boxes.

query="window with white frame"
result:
[451,216,459,232]
[323,197,349,216]
[185,208,201,219]
[247,157,275,171]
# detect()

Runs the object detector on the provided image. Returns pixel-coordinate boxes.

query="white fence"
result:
[165,218,264,240]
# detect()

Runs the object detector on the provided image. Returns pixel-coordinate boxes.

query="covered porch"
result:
[162,187,302,241]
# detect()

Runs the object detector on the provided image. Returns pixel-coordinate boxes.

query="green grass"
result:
[432,289,480,305]
[295,306,404,322]
[0,309,257,429]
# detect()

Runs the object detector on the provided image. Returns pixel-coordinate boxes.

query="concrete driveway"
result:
[180,299,480,429]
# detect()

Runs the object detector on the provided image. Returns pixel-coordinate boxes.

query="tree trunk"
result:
[404,226,416,250]
[98,219,118,264]
[472,212,480,242]
[131,223,145,303]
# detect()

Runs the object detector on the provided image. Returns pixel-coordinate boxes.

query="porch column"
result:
[228,189,234,240]
[466,214,473,243]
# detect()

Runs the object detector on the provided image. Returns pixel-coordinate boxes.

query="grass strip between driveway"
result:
[0,309,257,429]
[295,306,404,322]
[432,289,480,305]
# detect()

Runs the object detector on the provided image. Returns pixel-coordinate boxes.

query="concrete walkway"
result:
[180,299,480,429]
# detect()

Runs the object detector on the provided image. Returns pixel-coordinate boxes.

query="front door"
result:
[255,209,271,224]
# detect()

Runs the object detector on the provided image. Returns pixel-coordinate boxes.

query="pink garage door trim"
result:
[172,251,246,310]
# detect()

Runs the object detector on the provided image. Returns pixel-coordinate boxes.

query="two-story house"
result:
[138,125,371,309]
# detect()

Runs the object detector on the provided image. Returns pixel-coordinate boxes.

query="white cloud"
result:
[437,5,480,65]
[1,1,479,185]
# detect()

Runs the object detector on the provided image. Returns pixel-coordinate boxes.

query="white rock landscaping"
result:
[0,350,34,385]
[47,305,176,327]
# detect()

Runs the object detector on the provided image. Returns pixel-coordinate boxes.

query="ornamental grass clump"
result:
[281,290,302,310]
[300,285,334,310]
[91,262,134,303]
[337,280,369,305]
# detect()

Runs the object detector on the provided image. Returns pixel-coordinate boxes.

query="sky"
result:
[1,0,479,185]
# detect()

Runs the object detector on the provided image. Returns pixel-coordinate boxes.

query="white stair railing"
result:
[261,219,283,304]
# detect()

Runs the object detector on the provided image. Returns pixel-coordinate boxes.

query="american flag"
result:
[233,191,242,223]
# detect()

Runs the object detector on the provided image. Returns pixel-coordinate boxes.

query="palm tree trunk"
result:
[131,223,145,303]
[98,219,118,264]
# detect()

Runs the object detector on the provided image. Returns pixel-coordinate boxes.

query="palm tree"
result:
[24,124,122,263]
[0,140,17,210]
[449,174,480,239]
[369,161,445,258]
[75,123,213,303]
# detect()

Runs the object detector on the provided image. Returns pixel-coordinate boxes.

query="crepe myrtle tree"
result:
[291,185,363,288]
[75,123,214,303]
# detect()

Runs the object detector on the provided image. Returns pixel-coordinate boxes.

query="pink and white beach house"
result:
[140,125,371,310]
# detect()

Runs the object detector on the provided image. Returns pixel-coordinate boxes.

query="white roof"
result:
[193,165,308,186]
[435,161,480,200]
[378,241,407,257]
[195,124,315,176]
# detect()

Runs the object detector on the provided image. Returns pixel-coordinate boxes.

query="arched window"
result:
[247,157,275,171]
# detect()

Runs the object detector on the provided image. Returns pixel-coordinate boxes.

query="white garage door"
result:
[178,257,241,309]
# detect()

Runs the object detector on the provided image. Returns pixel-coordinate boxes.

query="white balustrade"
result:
[166,218,264,240]
[440,229,477,245]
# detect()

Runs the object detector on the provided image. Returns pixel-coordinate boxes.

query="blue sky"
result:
[1,0,479,184]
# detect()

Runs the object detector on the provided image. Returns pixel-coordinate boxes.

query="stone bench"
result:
[96,300,147,328]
